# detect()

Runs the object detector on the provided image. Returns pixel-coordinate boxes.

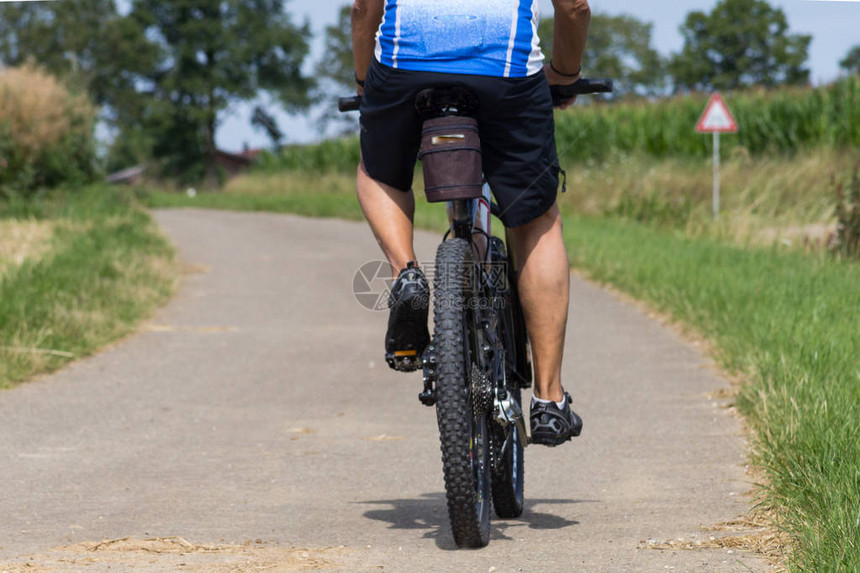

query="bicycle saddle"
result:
[415,86,479,119]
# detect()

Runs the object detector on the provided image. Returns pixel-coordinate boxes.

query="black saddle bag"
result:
[418,116,483,203]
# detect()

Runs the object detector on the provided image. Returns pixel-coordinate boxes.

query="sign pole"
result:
[713,131,720,220]
[696,93,737,222]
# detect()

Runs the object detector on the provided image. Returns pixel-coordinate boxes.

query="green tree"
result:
[129,0,313,181]
[0,0,155,126]
[840,45,860,76]
[104,125,157,174]
[313,4,359,133]
[317,5,354,91]
[538,13,665,98]
[669,0,810,92]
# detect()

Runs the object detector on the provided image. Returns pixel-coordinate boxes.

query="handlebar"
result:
[550,78,614,106]
[339,96,361,113]
[338,78,614,113]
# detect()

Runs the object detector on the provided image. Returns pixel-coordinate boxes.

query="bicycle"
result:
[340,78,613,548]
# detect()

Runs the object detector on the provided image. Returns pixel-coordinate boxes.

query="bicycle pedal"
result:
[385,350,422,372]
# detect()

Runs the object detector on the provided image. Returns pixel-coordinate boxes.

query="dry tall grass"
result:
[0,219,55,280]
[191,145,857,250]
[558,147,858,248]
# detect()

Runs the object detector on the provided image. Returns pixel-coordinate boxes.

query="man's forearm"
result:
[551,0,590,75]
[352,0,384,82]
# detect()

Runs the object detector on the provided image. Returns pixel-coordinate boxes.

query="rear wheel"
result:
[433,238,491,548]
[490,248,525,518]
[490,387,524,518]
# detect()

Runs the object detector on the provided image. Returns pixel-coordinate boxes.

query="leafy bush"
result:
[0,64,97,196]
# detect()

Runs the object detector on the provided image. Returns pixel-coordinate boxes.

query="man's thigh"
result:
[359,60,424,192]
[473,74,560,228]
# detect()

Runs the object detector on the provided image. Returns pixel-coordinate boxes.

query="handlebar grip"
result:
[338,96,362,113]
[551,78,614,107]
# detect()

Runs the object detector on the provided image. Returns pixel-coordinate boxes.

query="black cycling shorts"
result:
[360,59,561,228]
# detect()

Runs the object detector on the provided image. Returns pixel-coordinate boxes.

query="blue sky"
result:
[216,0,860,151]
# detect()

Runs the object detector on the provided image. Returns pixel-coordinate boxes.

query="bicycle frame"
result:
[445,185,530,450]
[448,184,523,276]
[448,184,490,252]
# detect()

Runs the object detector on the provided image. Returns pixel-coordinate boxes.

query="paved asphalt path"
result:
[0,209,767,572]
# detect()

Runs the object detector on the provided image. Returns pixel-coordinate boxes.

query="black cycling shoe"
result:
[385,262,430,372]
[530,392,583,447]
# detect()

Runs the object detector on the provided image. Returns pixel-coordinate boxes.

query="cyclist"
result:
[351,0,589,447]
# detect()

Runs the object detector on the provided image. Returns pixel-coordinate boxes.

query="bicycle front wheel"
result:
[433,238,491,548]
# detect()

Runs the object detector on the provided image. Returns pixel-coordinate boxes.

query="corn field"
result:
[256,138,361,174]
[555,75,860,162]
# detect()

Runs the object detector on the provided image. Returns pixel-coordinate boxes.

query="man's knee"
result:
[536,203,563,227]
[512,203,562,238]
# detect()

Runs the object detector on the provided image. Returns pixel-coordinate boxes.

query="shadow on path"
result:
[358,493,597,550]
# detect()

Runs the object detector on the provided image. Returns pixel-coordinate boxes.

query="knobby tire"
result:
[433,238,491,548]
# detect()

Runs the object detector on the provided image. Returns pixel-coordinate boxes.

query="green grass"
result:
[0,186,177,386]
[561,214,860,571]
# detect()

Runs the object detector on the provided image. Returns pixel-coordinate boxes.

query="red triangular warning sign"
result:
[696,93,738,133]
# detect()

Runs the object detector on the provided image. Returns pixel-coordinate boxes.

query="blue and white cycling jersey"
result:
[374,0,544,78]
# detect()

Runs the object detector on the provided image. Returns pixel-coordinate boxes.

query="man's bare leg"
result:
[357,163,569,393]
[356,161,416,277]
[509,203,569,403]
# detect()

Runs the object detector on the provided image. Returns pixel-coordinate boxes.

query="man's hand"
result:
[544,63,581,109]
